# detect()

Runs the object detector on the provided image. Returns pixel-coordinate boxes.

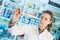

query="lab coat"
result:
[8,24,38,40]
[8,24,53,40]
[38,29,53,40]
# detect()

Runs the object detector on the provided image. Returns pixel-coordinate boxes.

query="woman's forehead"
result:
[41,13,51,19]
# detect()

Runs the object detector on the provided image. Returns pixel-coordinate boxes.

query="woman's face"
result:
[39,13,51,29]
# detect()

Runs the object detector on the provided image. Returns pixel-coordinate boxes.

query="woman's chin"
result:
[39,25,45,29]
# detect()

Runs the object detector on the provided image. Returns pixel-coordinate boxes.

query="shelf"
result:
[25,8,42,13]
[0,16,11,21]
[4,6,14,10]
[54,16,60,20]
[22,13,39,19]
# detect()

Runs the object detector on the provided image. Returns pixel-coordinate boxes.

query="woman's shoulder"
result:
[45,29,53,40]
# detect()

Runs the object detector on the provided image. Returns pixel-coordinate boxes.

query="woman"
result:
[37,10,54,40]
[8,8,54,40]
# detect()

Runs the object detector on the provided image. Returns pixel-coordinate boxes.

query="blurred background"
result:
[0,0,60,40]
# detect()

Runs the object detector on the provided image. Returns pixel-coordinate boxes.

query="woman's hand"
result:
[9,6,22,28]
[11,6,21,24]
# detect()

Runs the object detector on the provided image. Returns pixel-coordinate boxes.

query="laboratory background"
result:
[0,0,60,40]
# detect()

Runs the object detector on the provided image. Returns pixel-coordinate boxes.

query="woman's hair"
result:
[42,10,55,31]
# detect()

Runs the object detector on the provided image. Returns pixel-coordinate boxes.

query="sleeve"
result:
[8,24,19,36]
[25,25,38,40]
[8,24,25,36]
[8,20,15,28]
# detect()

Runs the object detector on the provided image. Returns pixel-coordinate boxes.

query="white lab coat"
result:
[8,24,38,40]
[38,29,53,40]
[8,24,53,40]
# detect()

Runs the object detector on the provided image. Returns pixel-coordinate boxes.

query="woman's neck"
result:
[38,28,45,34]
